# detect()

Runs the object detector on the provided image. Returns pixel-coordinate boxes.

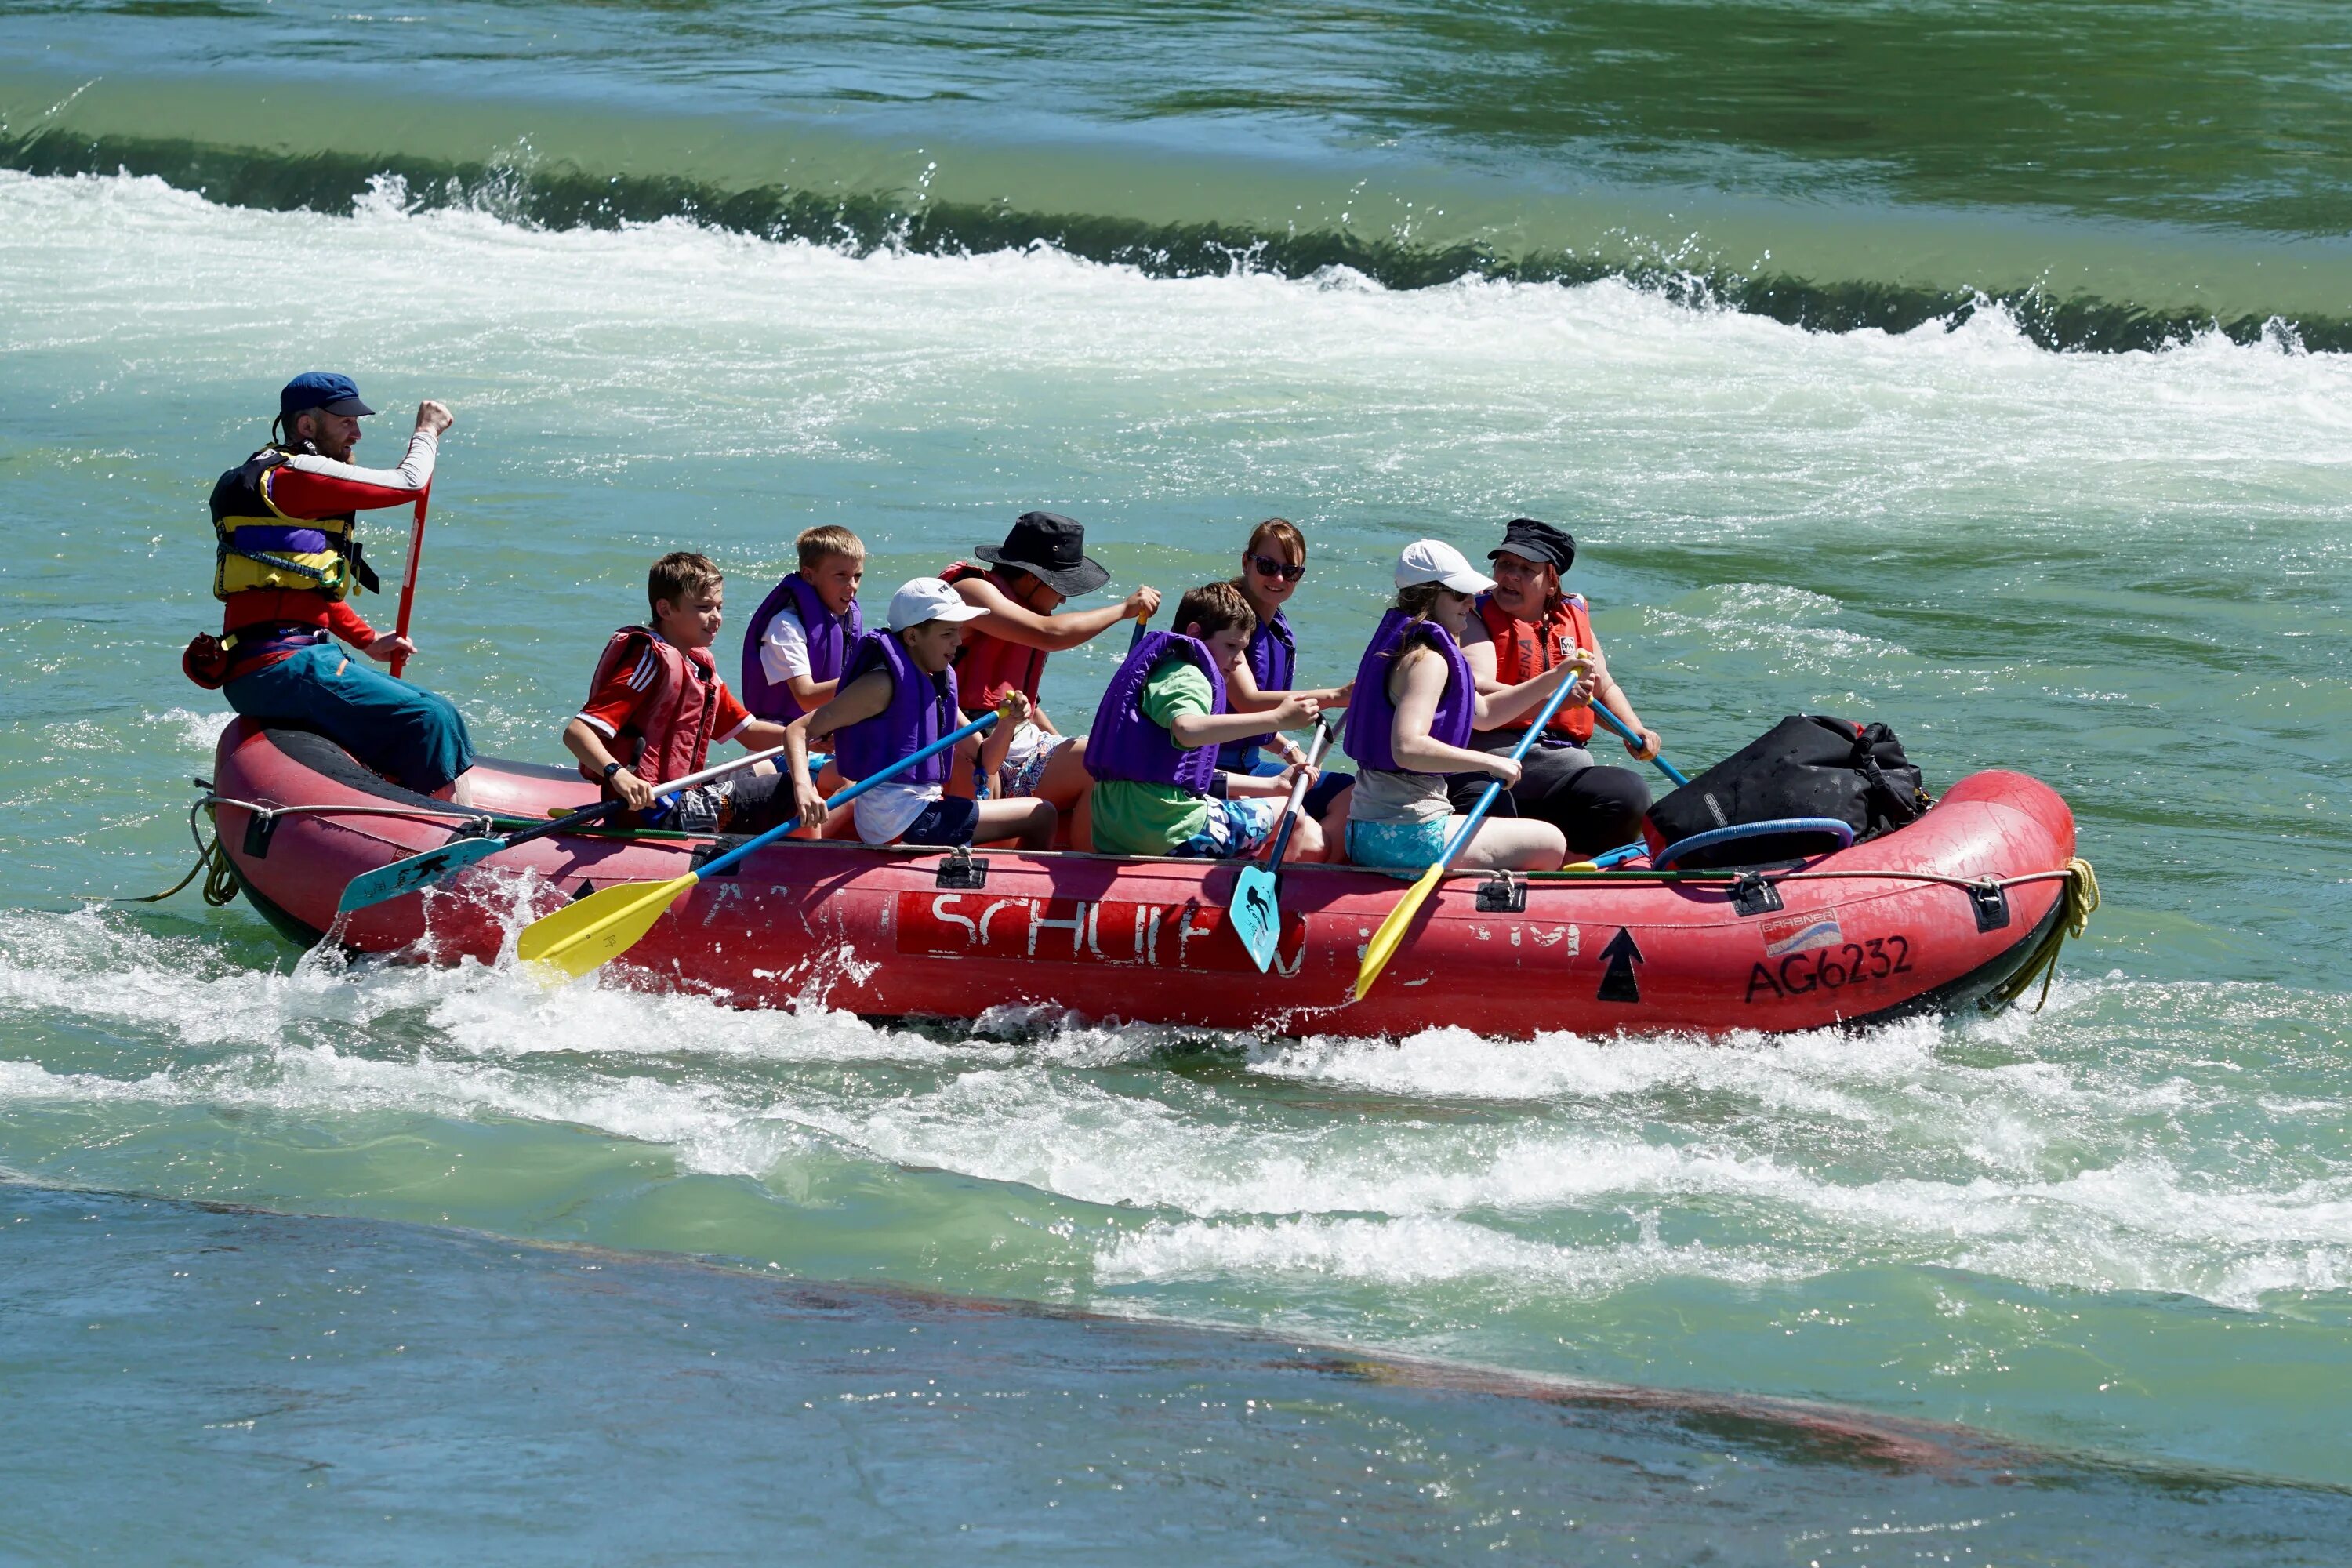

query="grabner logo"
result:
[1759,912,1843,958]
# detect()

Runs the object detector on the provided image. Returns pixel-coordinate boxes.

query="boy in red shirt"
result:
[562,553,799,833]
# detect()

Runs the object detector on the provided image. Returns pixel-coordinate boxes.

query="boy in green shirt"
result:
[1079,581,1324,858]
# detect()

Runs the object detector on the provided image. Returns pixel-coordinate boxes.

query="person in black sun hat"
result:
[1451,517,1661,856]
[936,511,1162,811]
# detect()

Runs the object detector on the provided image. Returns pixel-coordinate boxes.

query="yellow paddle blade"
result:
[515,872,699,981]
[1352,862,1446,1001]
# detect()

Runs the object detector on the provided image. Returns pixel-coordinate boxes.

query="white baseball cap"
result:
[1394,539,1494,595]
[887,576,990,632]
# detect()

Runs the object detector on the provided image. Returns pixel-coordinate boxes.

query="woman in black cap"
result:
[1450,517,1662,855]
[939,510,1161,808]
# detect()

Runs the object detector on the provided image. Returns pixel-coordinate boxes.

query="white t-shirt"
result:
[757,603,811,687]
[852,781,941,844]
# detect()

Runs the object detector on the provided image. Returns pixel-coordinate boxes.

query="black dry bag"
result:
[1642,715,1929,869]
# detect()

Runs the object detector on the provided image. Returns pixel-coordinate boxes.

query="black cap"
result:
[975,511,1111,597]
[1488,517,1575,573]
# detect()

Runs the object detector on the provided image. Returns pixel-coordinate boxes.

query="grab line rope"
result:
[1979,858,2102,1015]
[88,799,249,906]
[93,794,524,907]
[1511,863,2085,896]
[114,793,2103,1007]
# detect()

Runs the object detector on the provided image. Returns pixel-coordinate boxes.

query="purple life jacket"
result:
[739,572,862,722]
[1083,630,1228,796]
[833,630,956,787]
[1344,608,1475,772]
[1215,606,1296,771]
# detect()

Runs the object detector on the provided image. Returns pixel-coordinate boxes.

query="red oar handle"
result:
[389,486,429,680]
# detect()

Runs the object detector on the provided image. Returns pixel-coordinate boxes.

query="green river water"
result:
[3,2,2350,1559]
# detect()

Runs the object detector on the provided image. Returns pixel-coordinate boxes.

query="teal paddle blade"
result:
[1229,861,1282,973]
[336,834,507,913]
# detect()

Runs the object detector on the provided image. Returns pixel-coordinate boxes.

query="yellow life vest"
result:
[206,447,376,602]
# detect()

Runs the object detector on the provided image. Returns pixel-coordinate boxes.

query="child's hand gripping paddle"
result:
[1353,670,1584,1002]
[516,701,1011,981]
[1229,717,1334,974]
[336,742,793,914]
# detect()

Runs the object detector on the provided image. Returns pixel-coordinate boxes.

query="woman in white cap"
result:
[783,578,1058,850]
[1341,541,1588,873]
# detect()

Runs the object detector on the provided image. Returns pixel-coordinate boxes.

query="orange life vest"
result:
[939,561,1048,716]
[1476,590,1597,742]
[583,627,722,788]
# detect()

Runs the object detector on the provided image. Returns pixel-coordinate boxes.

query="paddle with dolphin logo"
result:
[1229,716,1335,973]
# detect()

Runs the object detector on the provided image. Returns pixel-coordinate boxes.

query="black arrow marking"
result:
[1597,926,1644,1004]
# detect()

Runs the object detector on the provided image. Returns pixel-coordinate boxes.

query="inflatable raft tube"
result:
[207,721,2080,1040]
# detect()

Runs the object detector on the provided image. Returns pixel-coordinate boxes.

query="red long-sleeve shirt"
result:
[222,430,438,648]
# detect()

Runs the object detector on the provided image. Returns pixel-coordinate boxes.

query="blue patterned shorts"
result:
[1346,817,1451,871]
[1169,797,1281,859]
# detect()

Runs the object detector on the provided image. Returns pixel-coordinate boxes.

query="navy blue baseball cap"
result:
[278,371,376,419]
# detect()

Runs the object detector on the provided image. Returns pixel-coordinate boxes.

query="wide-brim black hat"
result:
[975,510,1111,597]
[1488,516,1576,573]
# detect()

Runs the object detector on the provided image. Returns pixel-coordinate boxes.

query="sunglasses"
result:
[1247,553,1306,583]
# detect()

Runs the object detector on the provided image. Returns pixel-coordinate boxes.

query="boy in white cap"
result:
[783,578,1057,849]
[1339,540,1587,873]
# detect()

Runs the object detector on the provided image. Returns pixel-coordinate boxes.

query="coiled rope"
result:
[1980,857,2101,1015]
[91,788,692,910]
[93,798,246,907]
[98,792,474,909]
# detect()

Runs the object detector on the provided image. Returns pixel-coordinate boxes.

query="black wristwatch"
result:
[603,761,622,782]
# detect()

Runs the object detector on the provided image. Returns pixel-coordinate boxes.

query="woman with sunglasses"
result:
[1223,518,1357,842]
[1222,519,1354,770]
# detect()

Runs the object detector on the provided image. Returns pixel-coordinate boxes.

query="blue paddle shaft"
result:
[696,710,999,882]
[1587,702,1690,787]
[1436,673,1585,866]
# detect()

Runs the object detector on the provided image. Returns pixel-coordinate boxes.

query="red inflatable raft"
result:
[205,721,2083,1039]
